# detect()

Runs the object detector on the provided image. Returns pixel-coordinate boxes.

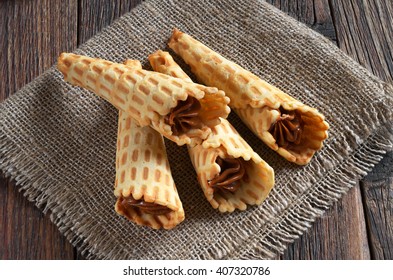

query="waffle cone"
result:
[149,50,274,212]
[123,59,142,68]
[149,50,193,83]
[57,53,230,146]
[114,60,184,229]
[114,110,185,229]
[168,29,329,164]
[188,119,274,212]
[235,104,329,164]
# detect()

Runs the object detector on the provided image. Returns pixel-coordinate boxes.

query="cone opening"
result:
[269,106,328,157]
[164,96,203,136]
[117,195,172,216]
[208,156,250,196]
[269,107,304,149]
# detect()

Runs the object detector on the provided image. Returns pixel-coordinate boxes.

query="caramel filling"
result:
[208,157,246,193]
[119,196,172,215]
[165,96,202,136]
[269,107,304,149]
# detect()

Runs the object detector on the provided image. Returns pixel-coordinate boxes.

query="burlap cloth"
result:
[1,0,392,259]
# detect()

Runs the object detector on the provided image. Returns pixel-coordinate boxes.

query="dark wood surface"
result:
[0,0,392,259]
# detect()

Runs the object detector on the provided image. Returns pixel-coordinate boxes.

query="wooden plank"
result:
[361,178,393,259]
[266,0,336,41]
[71,0,143,259]
[1,0,390,260]
[0,0,78,259]
[281,184,370,259]
[0,176,77,259]
[330,0,393,83]
[361,129,393,259]
[330,0,393,260]
[78,0,143,44]
[265,0,315,25]
[265,0,370,259]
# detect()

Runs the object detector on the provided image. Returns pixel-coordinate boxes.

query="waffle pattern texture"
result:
[169,29,329,164]
[57,53,230,146]
[0,0,392,259]
[149,50,274,213]
[113,59,184,229]
[114,111,185,229]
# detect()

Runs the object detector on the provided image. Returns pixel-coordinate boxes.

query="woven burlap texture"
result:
[1,0,392,259]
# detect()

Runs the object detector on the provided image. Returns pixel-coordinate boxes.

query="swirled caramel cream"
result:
[208,157,246,193]
[165,96,202,136]
[119,196,172,215]
[269,107,304,148]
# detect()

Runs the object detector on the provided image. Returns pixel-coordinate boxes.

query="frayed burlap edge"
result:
[1,0,393,259]
[188,120,393,259]
[238,124,393,259]
[1,87,392,260]
[0,125,135,260]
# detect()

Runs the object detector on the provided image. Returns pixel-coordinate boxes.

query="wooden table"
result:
[1,0,392,260]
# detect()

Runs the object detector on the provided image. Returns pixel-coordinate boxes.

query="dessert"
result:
[149,50,274,212]
[114,109,185,229]
[114,60,184,229]
[168,29,329,164]
[57,53,230,146]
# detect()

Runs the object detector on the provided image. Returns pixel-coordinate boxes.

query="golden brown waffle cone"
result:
[168,29,329,165]
[57,53,230,146]
[114,60,184,229]
[114,110,185,229]
[123,59,142,68]
[235,105,328,164]
[149,50,193,83]
[149,50,274,212]
[188,119,275,212]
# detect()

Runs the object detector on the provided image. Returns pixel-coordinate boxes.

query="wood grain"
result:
[361,139,393,259]
[361,178,393,259]
[281,185,370,259]
[266,0,370,260]
[73,0,143,259]
[266,0,336,41]
[330,0,393,84]
[78,0,143,44]
[0,0,142,260]
[330,0,393,260]
[0,0,391,259]
[0,0,78,259]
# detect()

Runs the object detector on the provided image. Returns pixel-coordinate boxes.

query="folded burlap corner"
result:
[1,0,392,259]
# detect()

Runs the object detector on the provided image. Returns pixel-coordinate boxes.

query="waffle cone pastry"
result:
[123,59,142,68]
[189,119,275,212]
[168,29,329,164]
[114,109,185,229]
[149,50,274,212]
[149,50,193,83]
[115,60,183,229]
[57,53,230,146]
